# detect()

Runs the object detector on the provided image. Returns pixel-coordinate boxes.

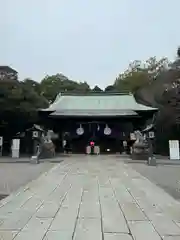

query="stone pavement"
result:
[0,156,180,240]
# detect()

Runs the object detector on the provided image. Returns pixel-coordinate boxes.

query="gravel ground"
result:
[129,162,180,200]
[0,162,55,196]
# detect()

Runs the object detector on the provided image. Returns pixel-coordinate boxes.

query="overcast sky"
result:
[1,0,180,88]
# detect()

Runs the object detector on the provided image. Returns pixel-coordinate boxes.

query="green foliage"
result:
[22,78,42,95]
[114,57,169,93]
[92,85,103,92]
[104,85,116,92]
[0,78,48,136]
[40,74,90,102]
[0,80,48,114]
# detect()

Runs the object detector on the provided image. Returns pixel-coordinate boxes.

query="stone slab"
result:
[79,189,100,218]
[61,187,83,208]
[110,179,147,221]
[35,202,60,218]
[22,217,52,232]
[0,210,32,230]
[0,193,32,215]
[0,231,18,240]
[0,219,4,226]
[49,184,82,233]
[163,237,180,240]
[128,221,162,240]
[20,197,43,211]
[104,233,133,240]
[175,222,180,228]
[73,218,102,240]
[102,206,129,234]
[99,188,129,233]
[149,214,180,236]
[79,200,100,218]
[50,206,78,232]
[120,202,147,221]
[13,230,47,240]
[44,231,72,240]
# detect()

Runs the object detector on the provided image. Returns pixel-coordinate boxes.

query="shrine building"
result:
[39,92,157,154]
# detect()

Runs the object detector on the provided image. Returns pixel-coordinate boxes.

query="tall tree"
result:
[0,78,48,137]
[114,57,169,93]
[23,78,42,95]
[40,74,90,102]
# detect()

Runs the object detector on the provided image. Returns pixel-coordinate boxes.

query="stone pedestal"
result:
[94,146,100,155]
[147,156,156,166]
[39,141,55,159]
[86,146,91,154]
[12,149,19,158]
[131,141,149,160]
[30,156,39,164]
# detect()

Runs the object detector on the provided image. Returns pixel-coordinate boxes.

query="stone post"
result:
[147,136,156,166]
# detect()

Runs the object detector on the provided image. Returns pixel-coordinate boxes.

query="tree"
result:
[23,78,42,95]
[40,74,90,102]
[114,57,169,93]
[0,78,48,138]
[104,85,116,92]
[154,82,180,155]
[73,81,90,93]
[92,85,103,92]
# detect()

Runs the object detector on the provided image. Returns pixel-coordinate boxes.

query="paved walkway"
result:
[0,157,180,240]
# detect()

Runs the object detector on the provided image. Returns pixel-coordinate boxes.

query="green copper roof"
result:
[45,93,157,116]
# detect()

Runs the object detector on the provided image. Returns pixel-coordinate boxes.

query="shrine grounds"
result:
[0,162,55,198]
[129,161,180,200]
[0,155,180,201]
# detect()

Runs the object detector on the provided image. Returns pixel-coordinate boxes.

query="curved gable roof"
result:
[43,93,157,116]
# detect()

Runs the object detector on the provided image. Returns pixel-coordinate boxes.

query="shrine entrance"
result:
[60,121,132,154]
